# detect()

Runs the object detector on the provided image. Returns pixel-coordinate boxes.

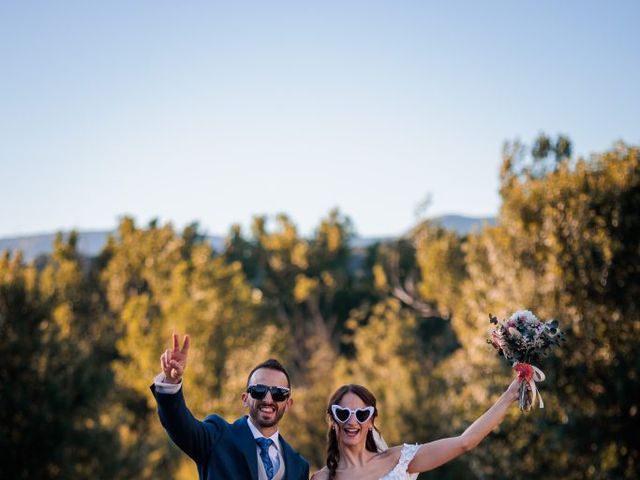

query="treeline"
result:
[1,136,638,479]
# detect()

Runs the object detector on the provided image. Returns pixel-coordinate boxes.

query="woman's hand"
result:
[505,375,522,402]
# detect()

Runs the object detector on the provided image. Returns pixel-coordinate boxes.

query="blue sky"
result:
[1,1,638,238]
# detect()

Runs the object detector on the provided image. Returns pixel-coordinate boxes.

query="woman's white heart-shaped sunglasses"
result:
[330,404,375,424]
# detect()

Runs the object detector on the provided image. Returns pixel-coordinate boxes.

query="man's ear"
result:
[241,392,250,407]
[285,397,293,410]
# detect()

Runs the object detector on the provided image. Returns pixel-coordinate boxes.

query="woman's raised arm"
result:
[407,377,521,474]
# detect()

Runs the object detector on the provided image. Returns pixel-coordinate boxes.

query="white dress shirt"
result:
[246,416,282,474]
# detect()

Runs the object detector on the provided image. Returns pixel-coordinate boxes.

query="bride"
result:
[311,378,521,480]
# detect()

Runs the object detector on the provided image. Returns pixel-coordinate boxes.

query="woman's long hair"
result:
[326,384,381,480]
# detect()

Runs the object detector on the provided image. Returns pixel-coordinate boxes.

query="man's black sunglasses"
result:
[246,384,291,402]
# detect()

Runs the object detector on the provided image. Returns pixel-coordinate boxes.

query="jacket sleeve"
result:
[150,384,223,463]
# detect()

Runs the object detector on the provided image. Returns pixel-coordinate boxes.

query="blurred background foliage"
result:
[1,136,638,479]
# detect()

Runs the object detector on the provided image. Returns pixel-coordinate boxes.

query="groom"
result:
[151,333,309,480]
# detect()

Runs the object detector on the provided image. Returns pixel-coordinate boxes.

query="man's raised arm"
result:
[152,332,220,462]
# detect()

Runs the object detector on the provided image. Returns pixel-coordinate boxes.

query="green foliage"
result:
[413,221,467,318]
[0,237,147,479]
[100,217,277,479]
[223,209,368,372]
[430,140,640,479]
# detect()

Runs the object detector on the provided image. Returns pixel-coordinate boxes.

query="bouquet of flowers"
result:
[487,310,565,412]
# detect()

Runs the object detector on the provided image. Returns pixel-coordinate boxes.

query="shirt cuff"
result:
[154,373,182,394]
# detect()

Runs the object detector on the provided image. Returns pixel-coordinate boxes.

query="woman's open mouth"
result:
[342,426,360,438]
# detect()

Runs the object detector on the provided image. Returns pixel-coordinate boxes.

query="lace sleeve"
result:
[380,444,421,480]
[398,443,420,470]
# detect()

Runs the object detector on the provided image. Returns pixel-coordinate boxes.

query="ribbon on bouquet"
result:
[513,362,546,409]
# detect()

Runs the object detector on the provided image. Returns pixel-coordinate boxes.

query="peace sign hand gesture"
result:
[160,332,191,384]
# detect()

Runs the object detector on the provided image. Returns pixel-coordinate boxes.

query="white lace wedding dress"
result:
[379,444,420,480]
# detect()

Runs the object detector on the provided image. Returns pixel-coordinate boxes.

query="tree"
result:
[0,235,146,479]
[430,140,640,479]
[99,217,279,479]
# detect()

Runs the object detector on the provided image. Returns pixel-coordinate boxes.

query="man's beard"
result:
[249,401,286,428]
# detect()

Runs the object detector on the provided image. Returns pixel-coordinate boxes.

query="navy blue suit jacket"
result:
[151,385,309,480]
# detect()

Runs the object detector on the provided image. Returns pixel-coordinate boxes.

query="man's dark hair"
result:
[247,359,291,388]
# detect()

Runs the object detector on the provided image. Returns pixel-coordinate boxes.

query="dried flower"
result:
[487,310,566,412]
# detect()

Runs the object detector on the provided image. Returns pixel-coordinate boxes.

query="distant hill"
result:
[431,214,496,235]
[0,231,226,262]
[0,215,495,261]
[0,231,114,262]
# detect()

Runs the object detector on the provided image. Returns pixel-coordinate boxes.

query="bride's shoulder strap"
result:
[398,443,421,468]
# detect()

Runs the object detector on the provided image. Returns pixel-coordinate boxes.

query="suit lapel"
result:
[232,416,259,480]
[278,434,296,480]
